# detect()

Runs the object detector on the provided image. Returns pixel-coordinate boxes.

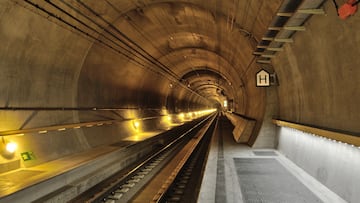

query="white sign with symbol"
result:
[256,69,270,87]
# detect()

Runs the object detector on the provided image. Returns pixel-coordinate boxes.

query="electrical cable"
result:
[332,0,339,15]
[74,0,181,80]
[21,0,208,102]
[49,0,180,80]
[21,0,163,79]
[72,0,208,100]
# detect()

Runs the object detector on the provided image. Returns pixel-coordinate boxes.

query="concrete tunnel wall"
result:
[0,1,215,168]
[271,1,360,202]
[0,0,268,169]
[272,1,360,133]
[0,1,359,200]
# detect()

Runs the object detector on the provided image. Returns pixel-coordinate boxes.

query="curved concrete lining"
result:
[0,3,359,201]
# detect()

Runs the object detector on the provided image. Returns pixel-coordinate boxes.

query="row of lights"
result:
[0,122,114,158]
[35,122,114,135]
[131,109,217,131]
[282,127,360,149]
[1,109,217,157]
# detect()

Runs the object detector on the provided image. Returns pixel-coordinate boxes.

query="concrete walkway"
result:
[198,116,346,203]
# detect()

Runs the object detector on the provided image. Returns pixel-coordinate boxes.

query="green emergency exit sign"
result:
[21,151,35,161]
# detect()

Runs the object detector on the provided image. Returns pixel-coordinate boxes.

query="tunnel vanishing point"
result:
[0,0,359,202]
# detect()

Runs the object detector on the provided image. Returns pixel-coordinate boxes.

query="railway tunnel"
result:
[0,0,359,202]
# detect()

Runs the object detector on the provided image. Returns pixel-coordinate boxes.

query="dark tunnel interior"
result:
[0,0,359,202]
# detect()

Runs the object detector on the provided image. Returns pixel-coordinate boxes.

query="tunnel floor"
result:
[198,116,346,203]
[0,116,348,202]
[0,130,164,200]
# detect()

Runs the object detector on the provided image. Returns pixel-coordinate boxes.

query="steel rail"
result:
[86,113,216,202]
[152,113,217,202]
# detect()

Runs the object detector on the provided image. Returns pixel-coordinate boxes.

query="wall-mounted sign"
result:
[256,69,270,87]
[21,151,35,161]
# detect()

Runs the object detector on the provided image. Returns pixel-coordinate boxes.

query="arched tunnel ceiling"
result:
[0,0,358,155]
[3,1,360,200]
[12,0,282,107]
[2,0,282,112]
[105,0,281,106]
[6,0,360,176]
[50,0,281,107]
[180,69,234,100]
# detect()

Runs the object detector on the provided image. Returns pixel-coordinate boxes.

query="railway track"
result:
[155,115,217,203]
[70,113,217,203]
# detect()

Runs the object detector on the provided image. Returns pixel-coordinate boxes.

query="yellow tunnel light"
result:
[6,142,17,153]
[178,113,185,120]
[223,100,228,108]
[133,120,140,130]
